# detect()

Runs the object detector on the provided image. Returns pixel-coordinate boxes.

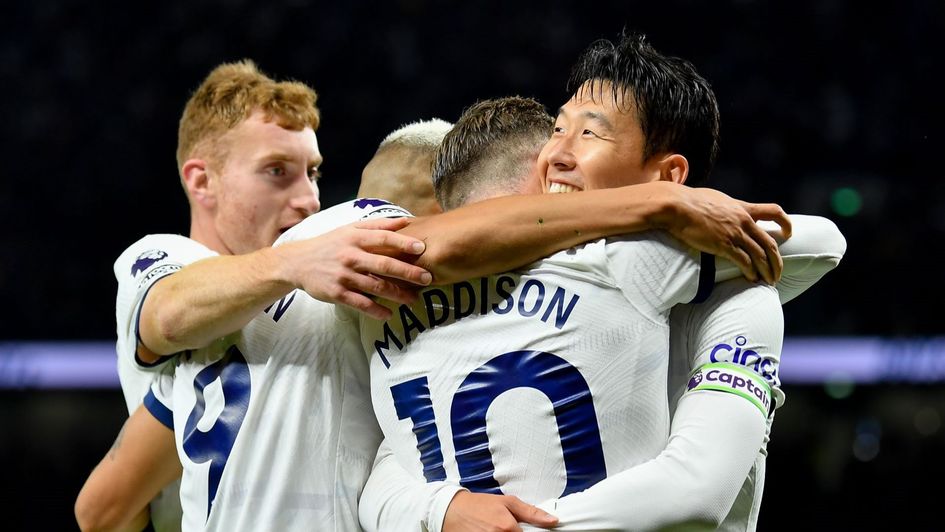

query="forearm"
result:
[75,407,182,532]
[402,182,683,284]
[535,393,765,531]
[138,246,295,356]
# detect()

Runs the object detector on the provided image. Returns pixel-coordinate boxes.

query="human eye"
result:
[582,128,599,138]
[266,164,286,177]
[553,125,566,135]
[307,167,322,182]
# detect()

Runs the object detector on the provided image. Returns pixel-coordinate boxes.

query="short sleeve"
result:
[143,364,176,430]
[114,234,216,372]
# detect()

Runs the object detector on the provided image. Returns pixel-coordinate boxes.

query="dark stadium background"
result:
[1,0,943,529]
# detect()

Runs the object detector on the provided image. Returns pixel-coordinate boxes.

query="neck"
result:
[189,211,232,255]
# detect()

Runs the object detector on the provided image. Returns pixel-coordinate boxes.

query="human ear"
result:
[181,159,215,208]
[657,153,689,185]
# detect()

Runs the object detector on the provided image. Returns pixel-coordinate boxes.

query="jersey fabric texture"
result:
[114,233,218,532]
[357,231,705,526]
[359,214,842,532]
[142,199,409,531]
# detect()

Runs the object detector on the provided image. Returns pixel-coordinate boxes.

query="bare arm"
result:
[75,406,181,532]
[402,181,791,286]
[138,217,431,361]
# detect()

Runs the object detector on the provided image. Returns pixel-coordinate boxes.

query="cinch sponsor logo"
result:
[710,335,777,381]
[696,368,770,411]
[353,198,392,209]
[131,250,168,276]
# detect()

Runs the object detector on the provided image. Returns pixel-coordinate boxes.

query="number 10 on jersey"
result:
[390,350,607,496]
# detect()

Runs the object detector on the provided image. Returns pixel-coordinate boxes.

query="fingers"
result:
[358,229,427,256]
[725,244,758,283]
[744,203,792,240]
[358,254,433,287]
[757,227,783,283]
[739,235,772,284]
[348,273,420,305]
[504,496,558,528]
[334,290,393,321]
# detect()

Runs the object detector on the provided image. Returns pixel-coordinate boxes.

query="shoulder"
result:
[114,234,214,284]
[275,199,413,245]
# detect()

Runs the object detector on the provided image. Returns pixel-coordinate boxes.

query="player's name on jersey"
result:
[372,275,581,367]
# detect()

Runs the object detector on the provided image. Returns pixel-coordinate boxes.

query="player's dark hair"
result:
[567,32,720,185]
[433,96,553,210]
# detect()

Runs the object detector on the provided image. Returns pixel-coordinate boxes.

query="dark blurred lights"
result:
[914,407,941,436]
[824,374,855,399]
[830,187,863,217]
[853,417,882,462]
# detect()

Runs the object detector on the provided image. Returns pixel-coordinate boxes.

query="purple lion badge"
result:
[131,250,168,276]
[687,371,704,391]
[354,198,392,209]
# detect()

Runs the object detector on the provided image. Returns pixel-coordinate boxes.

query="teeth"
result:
[548,182,580,194]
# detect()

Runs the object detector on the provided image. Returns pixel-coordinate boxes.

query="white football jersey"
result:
[669,280,785,532]
[143,199,410,531]
[114,233,218,532]
[358,231,709,504]
[114,234,217,413]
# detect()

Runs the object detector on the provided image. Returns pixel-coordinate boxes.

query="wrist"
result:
[256,245,299,292]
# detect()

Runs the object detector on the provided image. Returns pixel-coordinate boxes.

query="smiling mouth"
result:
[548,182,581,194]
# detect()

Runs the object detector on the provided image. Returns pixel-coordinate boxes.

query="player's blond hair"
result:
[377,119,453,152]
[176,60,320,175]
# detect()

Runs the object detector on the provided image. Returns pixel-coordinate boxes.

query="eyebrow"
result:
[259,152,323,166]
[556,107,615,134]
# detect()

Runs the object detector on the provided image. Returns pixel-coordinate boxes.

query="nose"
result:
[544,135,576,172]
[291,179,320,216]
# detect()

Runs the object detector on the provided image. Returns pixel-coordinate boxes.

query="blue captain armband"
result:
[685,362,772,418]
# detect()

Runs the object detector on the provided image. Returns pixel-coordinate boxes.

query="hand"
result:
[280,217,433,319]
[664,187,791,284]
[443,491,559,532]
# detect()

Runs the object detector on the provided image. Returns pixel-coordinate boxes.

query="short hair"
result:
[176,60,320,174]
[433,97,553,211]
[358,119,453,217]
[567,32,720,185]
[377,119,453,152]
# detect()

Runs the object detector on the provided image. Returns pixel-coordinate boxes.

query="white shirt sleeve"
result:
[142,363,176,431]
[358,439,465,532]
[114,234,215,412]
[531,281,783,531]
[714,214,846,304]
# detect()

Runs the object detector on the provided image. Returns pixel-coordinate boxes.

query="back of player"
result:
[142,200,409,531]
[360,230,711,503]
